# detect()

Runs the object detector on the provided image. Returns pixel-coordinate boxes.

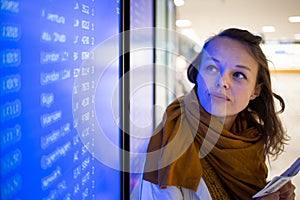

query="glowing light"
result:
[262,26,275,33]
[295,34,300,40]
[180,28,201,45]
[176,19,191,27]
[174,0,184,6]
[288,16,300,23]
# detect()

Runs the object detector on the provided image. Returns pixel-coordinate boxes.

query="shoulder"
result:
[140,178,211,200]
[140,180,183,200]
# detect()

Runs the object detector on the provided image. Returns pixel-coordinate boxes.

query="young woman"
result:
[141,28,296,199]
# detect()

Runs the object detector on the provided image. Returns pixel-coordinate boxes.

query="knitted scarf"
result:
[143,87,268,199]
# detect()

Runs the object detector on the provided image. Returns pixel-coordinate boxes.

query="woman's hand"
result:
[259,181,295,200]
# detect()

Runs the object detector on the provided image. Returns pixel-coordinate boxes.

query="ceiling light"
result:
[176,19,191,27]
[181,28,201,45]
[289,16,300,23]
[176,56,187,72]
[174,0,184,6]
[295,34,300,40]
[262,26,275,33]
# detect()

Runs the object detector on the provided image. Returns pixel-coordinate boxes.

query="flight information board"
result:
[1,1,120,199]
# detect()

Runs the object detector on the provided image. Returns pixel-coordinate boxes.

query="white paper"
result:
[252,157,300,199]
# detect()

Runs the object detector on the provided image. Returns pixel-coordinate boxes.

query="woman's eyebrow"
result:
[205,56,252,72]
[211,57,221,64]
[235,64,251,71]
[203,56,221,64]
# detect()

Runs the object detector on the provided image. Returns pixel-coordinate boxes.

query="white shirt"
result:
[140,178,212,200]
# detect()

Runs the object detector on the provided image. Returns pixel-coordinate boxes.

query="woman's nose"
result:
[216,72,230,89]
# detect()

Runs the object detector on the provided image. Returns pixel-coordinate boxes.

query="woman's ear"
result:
[251,83,262,100]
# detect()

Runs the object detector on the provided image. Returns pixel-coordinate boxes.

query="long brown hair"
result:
[187,28,289,158]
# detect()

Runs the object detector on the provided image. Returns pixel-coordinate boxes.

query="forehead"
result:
[205,37,248,55]
[203,37,258,67]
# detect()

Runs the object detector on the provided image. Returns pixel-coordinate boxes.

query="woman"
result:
[141,28,296,199]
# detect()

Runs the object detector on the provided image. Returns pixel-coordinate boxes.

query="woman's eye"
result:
[233,72,247,79]
[206,65,218,72]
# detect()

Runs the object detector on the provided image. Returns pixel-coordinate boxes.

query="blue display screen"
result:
[1,1,120,199]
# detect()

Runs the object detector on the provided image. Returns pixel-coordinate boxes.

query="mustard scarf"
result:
[143,87,268,199]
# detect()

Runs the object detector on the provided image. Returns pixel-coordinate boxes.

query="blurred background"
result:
[175,1,300,198]
[175,0,300,198]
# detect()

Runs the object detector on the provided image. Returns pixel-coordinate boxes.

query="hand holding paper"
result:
[252,157,300,199]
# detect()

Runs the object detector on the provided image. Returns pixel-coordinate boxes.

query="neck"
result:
[218,115,237,130]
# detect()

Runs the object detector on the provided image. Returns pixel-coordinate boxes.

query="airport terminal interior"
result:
[176,1,300,199]
[1,0,299,199]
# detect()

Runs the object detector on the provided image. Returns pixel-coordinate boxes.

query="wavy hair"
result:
[187,28,289,158]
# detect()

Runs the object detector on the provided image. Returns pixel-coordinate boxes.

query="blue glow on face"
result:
[196,37,259,119]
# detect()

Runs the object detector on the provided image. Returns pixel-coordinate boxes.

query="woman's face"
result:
[196,37,261,118]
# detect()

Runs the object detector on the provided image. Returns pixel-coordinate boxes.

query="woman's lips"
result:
[209,92,230,101]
